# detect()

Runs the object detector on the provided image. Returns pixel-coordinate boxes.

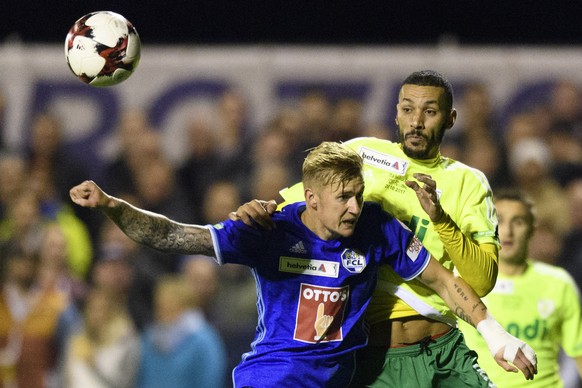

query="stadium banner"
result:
[2,44,582,176]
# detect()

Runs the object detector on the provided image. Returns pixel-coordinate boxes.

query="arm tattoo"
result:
[453,282,487,328]
[105,200,215,256]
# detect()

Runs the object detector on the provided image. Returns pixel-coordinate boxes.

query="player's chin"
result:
[338,224,357,237]
[402,142,431,159]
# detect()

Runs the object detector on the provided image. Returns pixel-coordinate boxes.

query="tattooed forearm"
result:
[104,199,215,256]
[452,281,488,328]
[454,307,473,326]
[453,282,469,302]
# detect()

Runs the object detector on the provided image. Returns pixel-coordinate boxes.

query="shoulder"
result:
[440,157,490,184]
[529,260,578,286]
[343,136,397,151]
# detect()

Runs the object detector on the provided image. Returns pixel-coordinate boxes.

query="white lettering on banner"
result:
[279,257,339,278]
[302,286,348,302]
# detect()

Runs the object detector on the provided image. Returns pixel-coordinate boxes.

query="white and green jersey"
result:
[459,261,582,387]
[280,137,499,324]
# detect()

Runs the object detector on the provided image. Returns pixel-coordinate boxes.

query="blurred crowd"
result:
[0,79,582,387]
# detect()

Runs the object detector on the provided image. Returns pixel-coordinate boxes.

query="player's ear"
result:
[305,188,317,209]
[445,109,457,130]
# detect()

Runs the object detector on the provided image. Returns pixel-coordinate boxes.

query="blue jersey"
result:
[208,201,431,387]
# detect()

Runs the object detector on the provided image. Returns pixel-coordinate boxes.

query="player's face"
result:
[312,177,365,240]
[396,85,456,159]
[496,199,532,265]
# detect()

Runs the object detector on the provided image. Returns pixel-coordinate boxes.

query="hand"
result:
[314,303,333,341]
[229,199,278,230]
[478,315,538,380]
[494,344,538,380]
[69,180,109,208]
[405,173,444,222]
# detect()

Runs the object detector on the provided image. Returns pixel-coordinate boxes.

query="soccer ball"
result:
[65,11,141,87]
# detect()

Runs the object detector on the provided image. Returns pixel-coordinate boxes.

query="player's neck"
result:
[499,259,527,276]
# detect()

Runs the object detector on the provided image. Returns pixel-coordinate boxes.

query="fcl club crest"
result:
[341,249,366,273]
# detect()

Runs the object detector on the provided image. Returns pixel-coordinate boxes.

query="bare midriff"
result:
[368,316,452,348]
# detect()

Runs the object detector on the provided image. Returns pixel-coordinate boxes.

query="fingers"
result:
[69,180,96,206]
[263,200,278,215]
[317,302,324,320]
[413,173,436,189]
[512,348,538,380]
[494,358,518,373]
[233,200,276,230]
[495,347,537,381]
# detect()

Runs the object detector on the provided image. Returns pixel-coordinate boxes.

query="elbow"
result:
[474,262,499,297]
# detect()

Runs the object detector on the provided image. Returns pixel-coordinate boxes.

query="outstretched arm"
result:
[419,258,537,380]
[406,173,498,296]
[70,180,215,256]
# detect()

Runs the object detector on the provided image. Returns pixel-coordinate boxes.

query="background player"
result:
[459,189,582,387]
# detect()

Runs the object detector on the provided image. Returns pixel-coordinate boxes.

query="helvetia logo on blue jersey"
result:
[279,257,340,278]
[341,249,366,273]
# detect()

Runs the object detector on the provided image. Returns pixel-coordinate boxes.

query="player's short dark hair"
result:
[402,70,454,111]
[494,188,536,228]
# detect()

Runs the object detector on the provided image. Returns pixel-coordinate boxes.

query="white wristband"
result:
[476,313,537,366]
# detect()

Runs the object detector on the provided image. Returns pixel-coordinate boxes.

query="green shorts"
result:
[349,328,496,388]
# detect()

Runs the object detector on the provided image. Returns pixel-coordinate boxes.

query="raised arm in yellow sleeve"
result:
[433,211,498,296]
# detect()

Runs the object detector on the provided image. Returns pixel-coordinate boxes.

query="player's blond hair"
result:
[302,142,363,192]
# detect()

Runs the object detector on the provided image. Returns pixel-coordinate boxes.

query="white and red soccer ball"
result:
[65,11,141,87]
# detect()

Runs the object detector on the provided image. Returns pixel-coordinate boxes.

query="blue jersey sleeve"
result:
[374,206,431,280]
[208,220,265,266]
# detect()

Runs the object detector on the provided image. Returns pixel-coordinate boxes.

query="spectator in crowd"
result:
[24,112,97,241]
[176,116,222,222]
[326,97,365,142]
[558,175,582,290]
[0,152,26,219]
[63,286,140,388]
[36,223,88,308]
[180,255,219,319]
[211,88,254,188]
[544,81,582,185]
[546,80,582,138]
[200,180,243,225]
[101,109,158,197]
[0,243,79,388]
[503,111,547,150]
[507,137,570,262]
[443,82,511,190]
[0,191,45,258]
[248,163,292,204]
[459,188,582,387]
[27,168,93,282]
[136,275,227,388]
